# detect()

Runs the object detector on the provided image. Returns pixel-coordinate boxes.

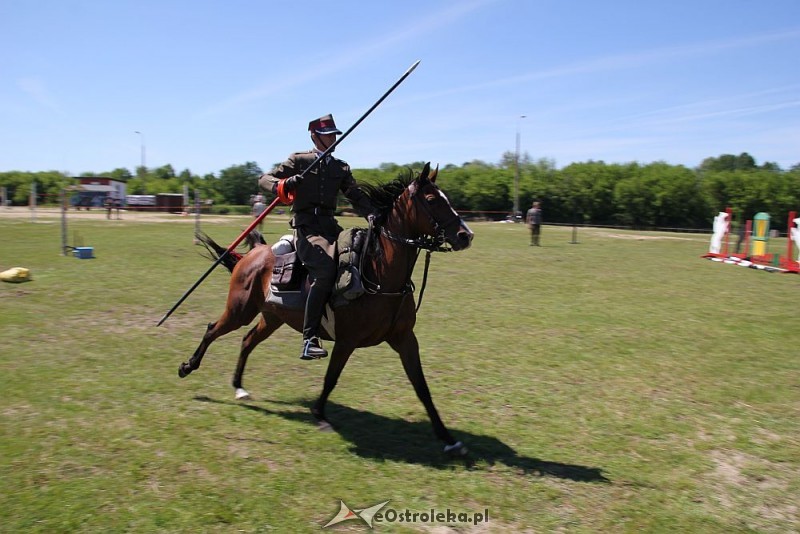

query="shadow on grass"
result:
[195,396,609,483]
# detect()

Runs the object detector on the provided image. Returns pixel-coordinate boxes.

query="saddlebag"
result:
[271,251,303,290]
[333,228,366,303]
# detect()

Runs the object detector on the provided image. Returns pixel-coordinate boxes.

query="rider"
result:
[258,114,378,361]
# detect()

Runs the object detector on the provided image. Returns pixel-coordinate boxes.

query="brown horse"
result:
[179,163,474,455]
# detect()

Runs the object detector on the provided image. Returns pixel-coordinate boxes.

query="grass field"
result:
[1,210,798,533]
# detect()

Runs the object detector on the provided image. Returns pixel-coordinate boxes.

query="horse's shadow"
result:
[195,396,609,483]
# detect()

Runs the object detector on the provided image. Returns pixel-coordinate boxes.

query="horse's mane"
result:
[359,169,415,217]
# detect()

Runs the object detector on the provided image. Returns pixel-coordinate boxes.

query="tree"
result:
[614,165,657,227]
[153,164,177,180]
[1,170,74,205]
[218,162,262,205]
[639,162,708,227]
[699,152,757,172]
[107,168,133,182]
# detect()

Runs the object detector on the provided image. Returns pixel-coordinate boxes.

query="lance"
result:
[157,60,421,326]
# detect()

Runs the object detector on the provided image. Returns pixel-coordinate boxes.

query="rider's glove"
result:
[282,175,299,192]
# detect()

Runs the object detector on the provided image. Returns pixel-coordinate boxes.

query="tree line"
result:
[2,152,799,230]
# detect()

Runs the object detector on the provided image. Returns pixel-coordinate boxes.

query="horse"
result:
[178,163,474,455]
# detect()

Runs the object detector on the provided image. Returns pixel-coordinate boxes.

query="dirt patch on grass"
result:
[0,207,282,225]
[596,232,697,241]
[708,448,798,531]
[0,288,33,297]
[0,208,228,224]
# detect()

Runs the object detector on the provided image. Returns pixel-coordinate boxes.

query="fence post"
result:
[193,189,201,243]
[60,189,68,255]
[30,182,37,222]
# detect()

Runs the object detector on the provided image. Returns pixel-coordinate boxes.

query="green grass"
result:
[1,212,798,533]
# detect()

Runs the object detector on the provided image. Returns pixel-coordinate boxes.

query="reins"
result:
[359,186,457,312]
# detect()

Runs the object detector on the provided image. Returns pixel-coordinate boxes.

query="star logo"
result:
[323,500,390,528]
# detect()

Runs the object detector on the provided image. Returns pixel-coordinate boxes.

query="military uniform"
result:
[258,114,376,359]
[526,202,542,246]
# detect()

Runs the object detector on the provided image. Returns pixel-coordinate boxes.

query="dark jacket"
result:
[526,207,542,226]
[259,150,374,227]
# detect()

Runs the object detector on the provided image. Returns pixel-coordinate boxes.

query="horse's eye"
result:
[424,194,437,203]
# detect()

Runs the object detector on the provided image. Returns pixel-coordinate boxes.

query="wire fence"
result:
[4,192,796,238]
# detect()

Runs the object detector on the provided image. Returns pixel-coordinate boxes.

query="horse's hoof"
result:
[444,441,468,456]
[178,363,191,378]
[234,388,251,401]
[317,420,334,432]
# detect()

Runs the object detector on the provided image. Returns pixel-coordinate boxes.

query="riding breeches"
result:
[294,221,338,339]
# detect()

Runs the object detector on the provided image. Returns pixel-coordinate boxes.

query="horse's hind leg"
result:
[178,305,259,378]
[232,313,284,400]
[389,333,467,456]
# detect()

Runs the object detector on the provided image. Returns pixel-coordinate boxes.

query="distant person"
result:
[104,196,114,219]
[252,192,266,230]
[526,201,542,246]
[114,198,122,220]
[735,221,745,254]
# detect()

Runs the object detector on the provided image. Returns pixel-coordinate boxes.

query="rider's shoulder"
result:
[329,155,351,171]
[289,150,316,162]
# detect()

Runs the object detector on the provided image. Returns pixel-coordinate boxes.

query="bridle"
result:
[361,180,465,311]
[380,181,463,253]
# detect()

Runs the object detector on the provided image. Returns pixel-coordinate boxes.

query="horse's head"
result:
[405,163,474,252]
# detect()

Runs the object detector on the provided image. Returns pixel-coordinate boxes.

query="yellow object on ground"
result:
[0,267,32,283]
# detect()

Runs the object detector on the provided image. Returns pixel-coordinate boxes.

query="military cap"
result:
[308,114,342,135]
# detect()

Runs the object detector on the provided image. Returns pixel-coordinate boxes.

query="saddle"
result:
[267,228,367,310]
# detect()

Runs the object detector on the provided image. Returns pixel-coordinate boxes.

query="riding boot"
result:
[300,284,330,360]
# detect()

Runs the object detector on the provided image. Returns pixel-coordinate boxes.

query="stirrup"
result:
[300,337,328,360]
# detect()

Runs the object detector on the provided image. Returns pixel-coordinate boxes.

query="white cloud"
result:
[198,0,496,117]
[399,27,800,105]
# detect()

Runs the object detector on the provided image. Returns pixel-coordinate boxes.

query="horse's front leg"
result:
[232,313,284,400]
[388,332,467,456]
[311,342,356,429]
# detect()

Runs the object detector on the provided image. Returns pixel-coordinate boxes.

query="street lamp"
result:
[514,115,526,218]
[134,131,146,171]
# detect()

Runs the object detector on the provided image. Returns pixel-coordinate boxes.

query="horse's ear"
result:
[429,164,439,183]
[418,162,432,186]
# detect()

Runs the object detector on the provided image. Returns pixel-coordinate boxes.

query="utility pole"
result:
[134,131,146,172]
[514,115,526,219]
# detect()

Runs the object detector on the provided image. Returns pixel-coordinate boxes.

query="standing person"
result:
[251,192,266,230]
[526,201,542,246]
[258,114,378,361]
[104,195,113,219]
[114,197,122,220]
[735,221,745,254]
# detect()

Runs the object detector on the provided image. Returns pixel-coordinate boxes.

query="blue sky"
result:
[2,0,799,176]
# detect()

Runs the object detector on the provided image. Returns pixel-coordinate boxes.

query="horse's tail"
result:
[195,229,267,274]
[195,231,240,272]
